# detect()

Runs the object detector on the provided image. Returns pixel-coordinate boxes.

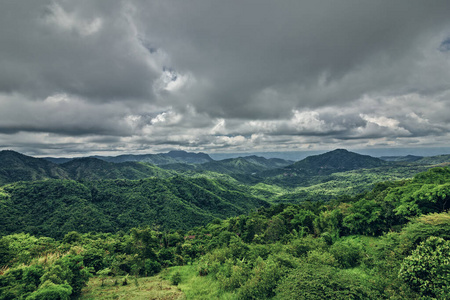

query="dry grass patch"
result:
[80,275,185,300]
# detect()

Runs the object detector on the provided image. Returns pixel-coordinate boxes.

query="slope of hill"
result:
[92,150,213,165]
[0,150,69,185]
[415,154,450,165]
[161,156,293,174]
[259,149,391,187]
[0,151,176,185]
[288,149,389,174]
[379,155,423,162]
[0,177,269,238]
[62,157,173,180]
[164,150,213,164]
[2,167,450,300]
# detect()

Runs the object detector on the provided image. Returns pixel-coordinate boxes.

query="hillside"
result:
[0,151,176,185]
[0,150,69,185]
[259,149,392,187]
[90,150,214,165]
[1,167,450,300]
[0,177,269,238]
[287,149,389,174]
[62,157,173,180]
[379,155,423,162]
[161,156,292,174]
[415,154,450,165]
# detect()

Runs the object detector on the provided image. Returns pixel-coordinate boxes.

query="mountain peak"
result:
[165,150,213,163]
[289,149,387,175]
[330,148,349,153]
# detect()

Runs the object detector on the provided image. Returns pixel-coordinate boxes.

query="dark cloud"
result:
[1,1,450,156]
[0,1,160,101]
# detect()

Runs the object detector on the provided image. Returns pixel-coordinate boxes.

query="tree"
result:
[399,236,450,299]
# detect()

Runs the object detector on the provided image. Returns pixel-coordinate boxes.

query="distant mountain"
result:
[285,149,389,175]
[164,150,214,164]
[41,157,74,164]
[258,149,391,187]
[92,153,177,164]
[200,158,270,174]
[0,150,69,184]
[379,155,423,162]
[42,150,214,165]
[61,157,173,180]
[0,151,174,185]
[415,154,450,165]
[91,150,213,165]
[240,156,294,169]
[160,156,294,175]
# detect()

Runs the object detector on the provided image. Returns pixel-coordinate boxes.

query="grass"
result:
[80,265,238,300]
[80,275,185,300]
[161,264,237,300]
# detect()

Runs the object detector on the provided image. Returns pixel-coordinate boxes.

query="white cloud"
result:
[44,2,103,36]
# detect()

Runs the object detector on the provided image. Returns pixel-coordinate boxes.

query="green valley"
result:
[1,149,450,299]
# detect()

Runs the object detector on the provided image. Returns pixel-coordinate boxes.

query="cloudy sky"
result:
[1,0,450,157]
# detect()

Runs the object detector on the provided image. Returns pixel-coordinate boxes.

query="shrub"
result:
[26,282,72,300]
[171,271,182,285]
[399,236,450,298]
[329,239,363,269]
[274,264,382,299]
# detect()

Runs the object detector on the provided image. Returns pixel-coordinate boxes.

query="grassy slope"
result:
[80,275,185,300]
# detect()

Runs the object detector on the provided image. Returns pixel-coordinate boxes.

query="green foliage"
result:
[401,212,450,247]
[26,282,72,300]
[0,254,89,299]
[143,259,161,276]
[329,239,363,269]
[399,236,450,299]
[0,239,11,267]
[342,199,383,235]
[0,176,269,238]
[313,209,343,238]
[0,150,69,186]
[238,256,289,299]
[171,271,182,285]
[3,163,450,299]
[274,264,383,299]
[62,231,82,244]
[40,254,91,295]
[96,268,111,286]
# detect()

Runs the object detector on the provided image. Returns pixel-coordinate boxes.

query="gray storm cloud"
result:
[1,0,450,156]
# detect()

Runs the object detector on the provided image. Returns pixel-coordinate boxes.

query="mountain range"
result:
[2,148,450,238]
[3,148,450,187]
[44,150,214,165]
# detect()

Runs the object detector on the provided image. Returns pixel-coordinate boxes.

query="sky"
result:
[1,1,450,157]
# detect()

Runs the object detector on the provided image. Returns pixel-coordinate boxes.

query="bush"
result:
[399,236,450,298]
[26,282,72,300]
[274,264,382,300]
[143,259,161,276]
[329,239,363,269]
[238,256,287,299]
[171,271,182,285]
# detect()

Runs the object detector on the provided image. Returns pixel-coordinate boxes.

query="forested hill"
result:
[0,150,293,185]
[46,150,214,165]
[61,157,173,180]
[0,151,176,185]
[161,156,294,175]
[0,150,69,184]
[284,149,388,174]
[1,167,449,299]
[258,149,393,186]
[0,176,269,239]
